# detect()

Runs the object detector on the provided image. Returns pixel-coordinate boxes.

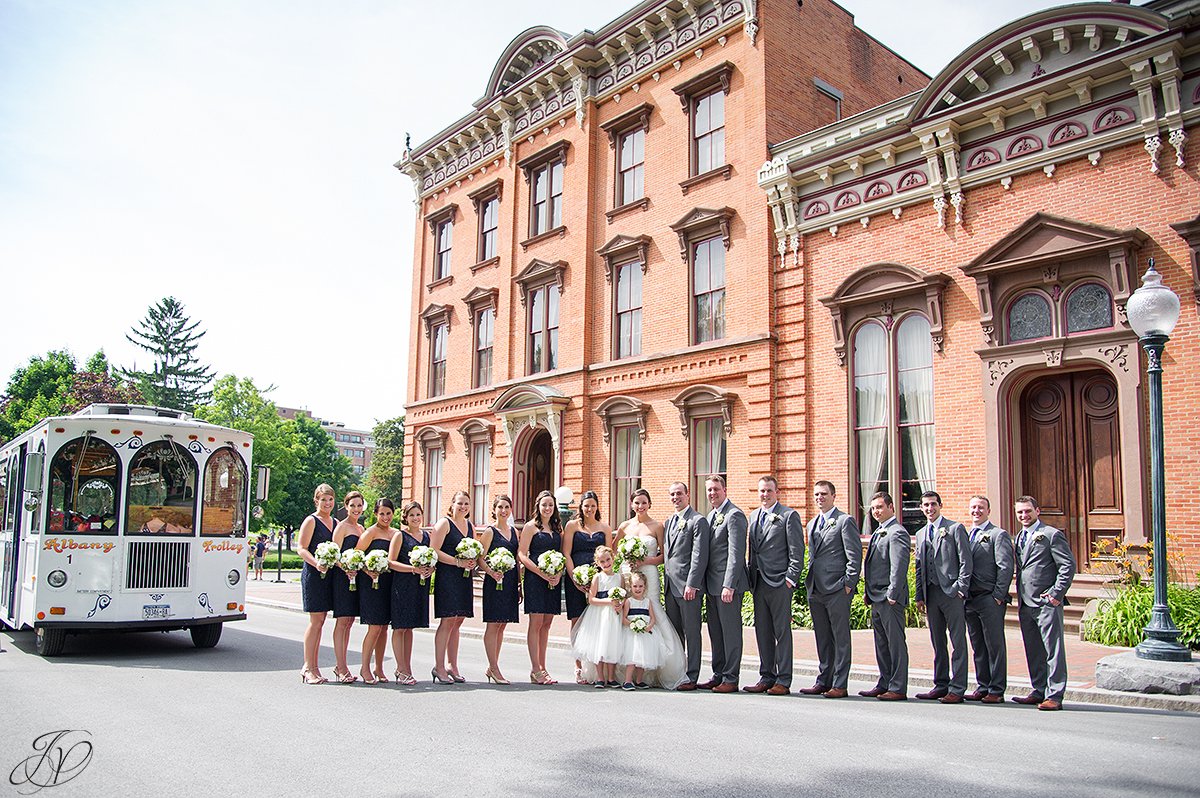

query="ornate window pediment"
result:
[462,286,499,316]
[1169,214,1200,303]
[962,212,1144,346]
[419,303,451,338]
[670,384,736,439]
[457,418,495,453]
[669,207,734,261]
[596,234,651,282]
[594,395,649,445]
[513,258,567,306]
[818,263,949,365]
[414,426,449,460]
[424,203,458,233]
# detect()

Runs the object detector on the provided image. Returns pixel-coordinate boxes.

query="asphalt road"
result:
[2,607,1198,798]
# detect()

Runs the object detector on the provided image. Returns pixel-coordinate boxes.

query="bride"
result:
[614,488,665,609]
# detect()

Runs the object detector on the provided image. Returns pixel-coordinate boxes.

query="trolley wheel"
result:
[35,627,67,657]
[190,623,223,649]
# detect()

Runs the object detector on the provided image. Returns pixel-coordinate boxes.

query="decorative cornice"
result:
[671,61,734,110]
[596,234,652,282]
[599,102,652,149]
[594,395,650,444]
[670,383,736,438]
[513,258,567,305]
[1169,213,1200,303]
[669,206,734,260]
[419,303,451,338]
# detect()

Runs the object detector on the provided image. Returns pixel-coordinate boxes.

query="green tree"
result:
[121,296,215,411]
[193,375,301,532]
[274,413,355,533]
[365,415,404,504]
[0,350,76,443]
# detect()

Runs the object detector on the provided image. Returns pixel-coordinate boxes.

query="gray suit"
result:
[748,502,805,687]
[663,506,710,684]
[705,499,748,685]
[1015,520,1076,702]
[803,507,861,690]
[914,515,973,695]
[864,516,910,694]
[964,521,1014,696]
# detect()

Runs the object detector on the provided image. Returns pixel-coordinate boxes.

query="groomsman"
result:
[701,474,749,693]
[800,480,861,699]
[744,476,805,695]
[914,491,973,703]
[663,482,710,691]
[963,495,1014,704]
[1012,495,1076,711]
[859,492,910,701]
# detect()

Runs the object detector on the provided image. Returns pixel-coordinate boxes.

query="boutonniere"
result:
[769,512,782,524]
[938,529,949,539]
[979,534,991,544]
[714,512,726,527]
[1033,532,1047,543]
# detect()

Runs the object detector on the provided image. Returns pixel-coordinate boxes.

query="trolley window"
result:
[200,448,247,537]
[47,436,121,534]
[126,440,197,535]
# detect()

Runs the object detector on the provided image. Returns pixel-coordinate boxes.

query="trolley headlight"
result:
[47,569,68,589]
[227,569,241,587]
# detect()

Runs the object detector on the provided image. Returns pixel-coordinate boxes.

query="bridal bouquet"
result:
[455,538,484,577]
[629,616,650,634]
[608,586,627,605]
[617,536,647,564]
[538,550,566,577]
[314,542,341,577]
[485,548,516,589]
[409,546,437,584]
[339,549,366,591]
[363,550,390,589]
[572,564,597,588]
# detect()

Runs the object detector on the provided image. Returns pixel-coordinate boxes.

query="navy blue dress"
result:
[332,530,361,618]
[523,528,563,615]
[434,518,475,619]
[566,527,607,620]
[358,533,393,626]
[391,529,431,630]
[482,524,520,623]
[300,515,335,613]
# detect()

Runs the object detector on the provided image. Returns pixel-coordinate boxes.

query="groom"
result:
[664,481,711,691]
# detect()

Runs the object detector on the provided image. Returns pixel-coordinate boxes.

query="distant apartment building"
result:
[277,406,376,476]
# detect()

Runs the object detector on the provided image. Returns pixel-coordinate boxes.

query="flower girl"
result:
[621,572,687,690]
[570,546,627,687]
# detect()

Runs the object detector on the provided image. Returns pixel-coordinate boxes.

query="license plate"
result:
[142,604,170,619]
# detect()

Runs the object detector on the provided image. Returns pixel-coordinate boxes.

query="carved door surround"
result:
[491,383,569,522]
[965,213,1146,546]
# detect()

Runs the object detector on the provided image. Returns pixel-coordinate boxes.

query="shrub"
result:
[1083,583,1200,649]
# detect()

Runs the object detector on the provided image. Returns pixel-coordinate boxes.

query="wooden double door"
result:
[1019,369,1124,568]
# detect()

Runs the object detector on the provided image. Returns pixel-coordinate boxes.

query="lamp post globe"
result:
[1127,259,1190,663]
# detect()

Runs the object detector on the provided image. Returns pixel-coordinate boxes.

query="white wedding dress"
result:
[621,532,663,608]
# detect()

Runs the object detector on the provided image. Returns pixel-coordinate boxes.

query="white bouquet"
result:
[537,550,566,577]
[572,564,597,588]
[617,536,647,564]
[314,541,340,577]
[363,550,390,589]
[608,586,627,605]
[485,548,516,590]
[629,616,650,634]
[409,545,437,584]
[455,538,484,577]
[339,549,365,591]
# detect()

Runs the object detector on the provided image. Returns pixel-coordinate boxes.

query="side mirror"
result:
[24,452,45,494]
[255,465,271,502]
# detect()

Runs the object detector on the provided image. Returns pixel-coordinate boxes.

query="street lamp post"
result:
[1126,258,1191,663]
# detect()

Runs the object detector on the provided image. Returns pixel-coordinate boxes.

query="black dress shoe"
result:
[1011,693,1045,705]
[915,688,949,700]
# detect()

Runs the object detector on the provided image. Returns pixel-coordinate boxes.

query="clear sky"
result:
[0,0,1051,431]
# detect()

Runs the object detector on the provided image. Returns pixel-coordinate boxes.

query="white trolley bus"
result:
[0,403,254,656]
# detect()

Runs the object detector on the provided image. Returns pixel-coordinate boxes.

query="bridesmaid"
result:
[297,483,337,684]
[330,490,365,684]
[430,490,476,684]
[356,498,396,684]
[563,490,612,683]
[477,494,520,684]
[388,500,433,685]
[519,489,564,685]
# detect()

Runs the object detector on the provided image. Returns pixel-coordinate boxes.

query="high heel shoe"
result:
[431,668,454,685]
[300,668,327,685]
[485,668,511,685]
[359,670,378,685]
[449,671,466,683]
[395,671,417,686]
[332,669,357,684]
[530,669,557,685]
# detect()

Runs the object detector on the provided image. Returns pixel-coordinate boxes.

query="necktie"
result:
[928,523,936,544]
[970,527,981,542]
[1018,528,1030,552]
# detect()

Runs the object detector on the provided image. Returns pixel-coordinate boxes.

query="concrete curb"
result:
[247,595,1200,713]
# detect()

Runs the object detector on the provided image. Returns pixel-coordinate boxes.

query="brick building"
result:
[758,0,1200,575]
[396,0,927,526]
[277,406,375,476]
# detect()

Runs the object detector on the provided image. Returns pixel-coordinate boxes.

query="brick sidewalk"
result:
[245,574,1127,690]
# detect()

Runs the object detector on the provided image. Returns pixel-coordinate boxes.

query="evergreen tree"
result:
[121,297,215,411]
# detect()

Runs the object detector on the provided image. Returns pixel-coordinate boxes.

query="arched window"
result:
[200,448,247,537]
[1065,282,1114,334]
[126,440,197,535]
[852,314,936,532]
[47,436,121,534]
[1007,292,1054,343]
